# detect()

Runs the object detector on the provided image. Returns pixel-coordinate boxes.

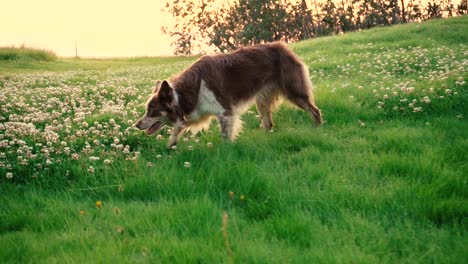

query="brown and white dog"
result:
[135,42,322,148]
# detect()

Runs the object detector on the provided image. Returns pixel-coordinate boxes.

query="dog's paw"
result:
[166,141,177,149]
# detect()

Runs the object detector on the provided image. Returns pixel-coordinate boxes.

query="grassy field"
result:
[0,16,467,263]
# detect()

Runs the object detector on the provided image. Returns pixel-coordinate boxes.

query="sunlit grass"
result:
[0,16,467,263]
[0,46,57,62]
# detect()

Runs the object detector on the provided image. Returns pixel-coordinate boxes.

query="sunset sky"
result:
[1,0,433,57]
[1,0,176,57]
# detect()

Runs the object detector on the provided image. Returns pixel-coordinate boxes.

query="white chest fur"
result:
[187,80,224,120]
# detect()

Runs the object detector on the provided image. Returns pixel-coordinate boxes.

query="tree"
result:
[163,0,318,54]
[427,1,442,18]
[162,0,467,55]
[456,0,467,15]
[320,0,339,34]
[161,0,212,55]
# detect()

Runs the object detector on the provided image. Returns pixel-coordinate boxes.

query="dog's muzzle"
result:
[135,117,163,135]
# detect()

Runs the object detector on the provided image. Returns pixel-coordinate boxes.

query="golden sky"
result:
[1,0,175,57]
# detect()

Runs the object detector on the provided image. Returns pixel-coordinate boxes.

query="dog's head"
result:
[135,80,180,135]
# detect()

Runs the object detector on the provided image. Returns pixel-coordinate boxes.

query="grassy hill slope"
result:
[0,16,467,263]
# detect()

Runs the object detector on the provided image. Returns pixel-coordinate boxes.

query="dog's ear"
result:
[158,80,174,101]
[153,80,162,94]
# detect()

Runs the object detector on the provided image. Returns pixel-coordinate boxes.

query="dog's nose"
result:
[135,120,143,129]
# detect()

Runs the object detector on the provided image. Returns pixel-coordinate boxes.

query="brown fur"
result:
[136,42,322,148]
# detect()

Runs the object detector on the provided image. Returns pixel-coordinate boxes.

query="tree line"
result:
[162,0,467,55]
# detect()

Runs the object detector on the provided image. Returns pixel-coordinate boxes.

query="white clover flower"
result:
[123,145,130,153]
[104,159,112,164]
[0,140,8,148]
[421,96,431,104]
[156,154,162,159]
[88,166,95,173]
[89,156,100,161]
[207,142,213,148]
[6,172,13,179]
[184,161,191,168]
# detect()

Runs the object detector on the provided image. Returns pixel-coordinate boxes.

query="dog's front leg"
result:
[218,113,239,141]
[166,121,186,149]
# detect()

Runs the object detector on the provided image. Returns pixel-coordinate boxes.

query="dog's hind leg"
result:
[287,95,322,126]
[255,91,280,130]
[281,65,322,126]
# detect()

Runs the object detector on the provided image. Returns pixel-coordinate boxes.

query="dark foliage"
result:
[162,0,467,55]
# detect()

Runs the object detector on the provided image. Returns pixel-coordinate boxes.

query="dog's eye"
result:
[147,108,163,117]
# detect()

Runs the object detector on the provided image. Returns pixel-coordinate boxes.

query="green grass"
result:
[0,46,57,62]
[1,16,467,263]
